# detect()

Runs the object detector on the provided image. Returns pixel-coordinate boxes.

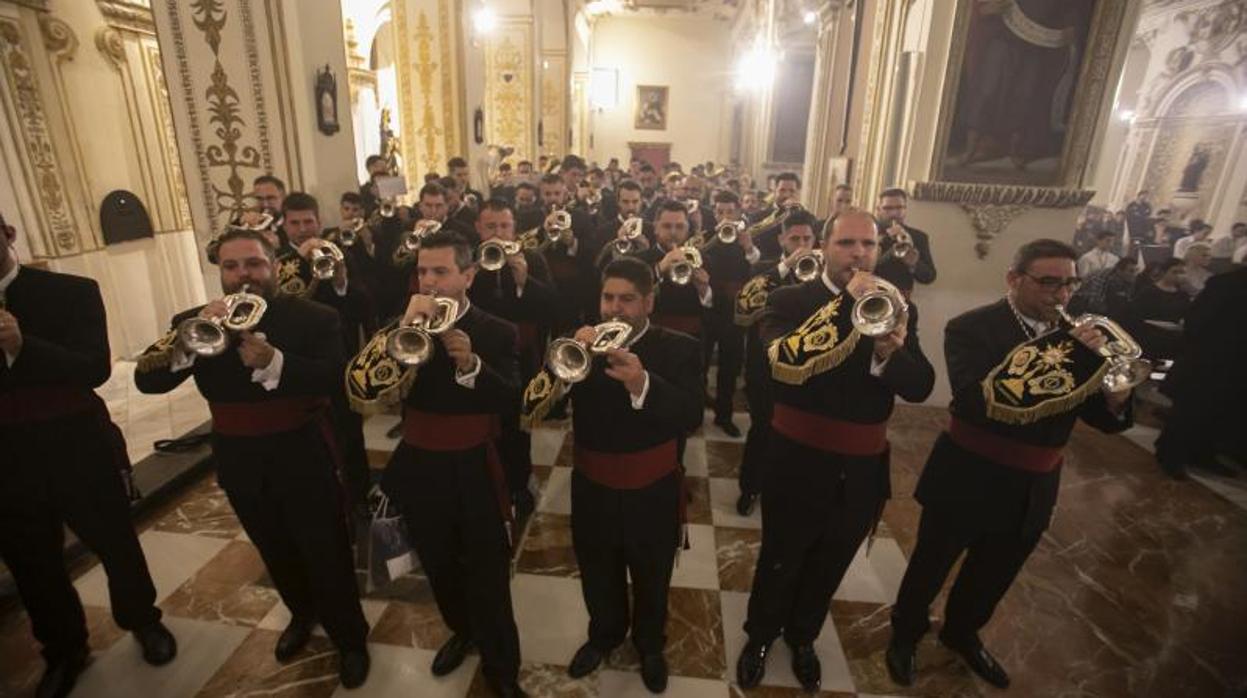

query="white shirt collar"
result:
[628,319,651,346]
[0,263,19,295]
[820,269,842,296]
[453,296,472,321]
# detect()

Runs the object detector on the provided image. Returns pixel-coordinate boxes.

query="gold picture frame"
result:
[922,0,1130,199]
[634,85,669,131]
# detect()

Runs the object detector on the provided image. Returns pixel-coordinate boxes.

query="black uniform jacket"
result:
[916,299,1133,525]
[568,324,703,454]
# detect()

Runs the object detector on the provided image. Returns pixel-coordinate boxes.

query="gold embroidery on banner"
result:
[413,11,442,175]
[0,20,79,256]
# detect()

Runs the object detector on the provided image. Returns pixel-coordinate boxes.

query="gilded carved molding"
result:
[540,51,567,158]
[437,0,461,158]
[96,0,156,35]
[911,182,1094,258]
[95,26,127,69]
[145,44,192,229]
[393,0,418,181]
[413,11,442,175]
[960,204,1031,259]
[0,19,79,255]
[484,20,533,160]
[38,16,76,61]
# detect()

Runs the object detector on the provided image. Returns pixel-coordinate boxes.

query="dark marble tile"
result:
[706,440,745,479]
[515,512,579,578]
[368,598,450,651]
[664,587,726,680]
[728,685,855,697]
[196,628,340,697]
[467,661,595,697]
[715,527,760,593]
[161,540,280,627]
[146,475,241,539]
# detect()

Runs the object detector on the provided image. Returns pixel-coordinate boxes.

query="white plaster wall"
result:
[588,16,731,165]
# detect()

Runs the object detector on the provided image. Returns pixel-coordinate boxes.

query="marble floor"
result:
[98,360,210,465]
[1,404,1245,698]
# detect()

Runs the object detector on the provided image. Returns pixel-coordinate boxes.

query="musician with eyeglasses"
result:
[624,200,714,339]
[0,212,177,698]
[470,199,557,520]
[520,257,703,694]
[874,187,936,288]
[135,228,371,689]
[887,239,1134,691]
[737,211,935,694]
[350,230,524,697]
[732,209,820,516]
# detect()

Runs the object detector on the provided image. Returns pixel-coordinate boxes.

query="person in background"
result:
[1077,230,1121,278]
[1125,190,1152,242]
[1127,258,1190,361]
[1173,219,1213,260]
[1068,256,1137,319]
[1210,222,1247,269]
[1181,242,1213,297]
[875,188,937,287]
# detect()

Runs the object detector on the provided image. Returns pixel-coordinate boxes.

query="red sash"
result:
[948,417,1064,473]
[208,396,331,436]
[771,403,888,456]
[402,410,511,522]
[0,386,100,425]
[573,440,679,490]
[652,313,702,336]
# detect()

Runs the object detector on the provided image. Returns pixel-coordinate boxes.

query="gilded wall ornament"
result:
[414,11,443,175]
[38,16,78,61]
[0,20,79,256]
[146,45,192,229]
[95,27,128,69]
[959,204,1030,259]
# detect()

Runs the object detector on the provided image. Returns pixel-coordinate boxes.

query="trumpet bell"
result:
[851,278,907,337]
[547,338,592,383]
[793,250,823,282]
[380,199,397,218]
[1055,306,1151,393]
[310,241,344,280]
[177,317,228,357]
[670,246,702,285]
[716,221,741,245]
[545,209,573,234]
[386,297,460,366]
[480,239,520,272]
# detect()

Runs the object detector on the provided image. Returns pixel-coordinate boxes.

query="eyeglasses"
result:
[1024,274,1081,291]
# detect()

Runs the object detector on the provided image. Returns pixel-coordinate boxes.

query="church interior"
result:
[1,0,1246,696]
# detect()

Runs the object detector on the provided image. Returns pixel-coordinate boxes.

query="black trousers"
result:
[890,503,1043,646]
[571,468,680,655]
[738,332,771,496]
[499,392,533,497]
[215,424,368,650]
[744,432,888,645]
[330,392,370,514]
[0,416,160,662]
[384,443,520,683]
[703,313,744,421]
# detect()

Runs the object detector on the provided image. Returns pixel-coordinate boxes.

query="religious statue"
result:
[1178,144,1211,193]
[380,107,401,175]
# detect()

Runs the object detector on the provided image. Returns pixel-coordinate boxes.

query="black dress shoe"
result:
[431,634,474,677]
[735,638,770,689]
[940,633,1010,689]
[885,639,917,686]
[639,652,668,694]
[36,647,89,698]
[789,643,821,692]
[275,617,315,662]
[567,642,605,678]
[339,646,370,689]
[134,621,177,666]
[715,419,742,438]
[486,677,528,697]
[735,491,757,517]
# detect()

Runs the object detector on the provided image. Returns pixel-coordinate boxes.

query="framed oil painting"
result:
[635,85,669,131]
[930,0,1130,189]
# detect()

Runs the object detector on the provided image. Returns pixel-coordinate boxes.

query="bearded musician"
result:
[737,211,935,693]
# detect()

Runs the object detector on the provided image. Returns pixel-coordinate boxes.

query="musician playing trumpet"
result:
[875,187,936,288]
[520,258,703,694]
[737,211,935,693]
[135,228,371,688]
[631,200,713,339]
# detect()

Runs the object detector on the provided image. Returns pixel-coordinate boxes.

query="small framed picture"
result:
[315,64,340,135]
[634,85,668,131]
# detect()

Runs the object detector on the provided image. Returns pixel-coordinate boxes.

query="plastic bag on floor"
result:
[365,486,418,592]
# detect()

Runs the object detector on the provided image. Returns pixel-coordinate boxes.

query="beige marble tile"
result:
[335,642,478,697]
[719,590,854,693]
[511,573,590,666]
[670,524,721,591]
[74,530,230,607]
[195,627,341,697]
[709,477,762,529]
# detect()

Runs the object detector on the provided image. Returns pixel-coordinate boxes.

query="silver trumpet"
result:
[669,244,704,286]
[386,297,459,367]
[892,227,914,259]
[685,199,700,215]
[338,218,366,247]
[613,217,645,254]
[176,284,268,357]
[716,220,744,245]
[546,320,634,384]
[379,198,397,218]
[851,276,908,337]
[792,249,824,282]
[1055,305,1152,392]
[545,209,573,236]
[401,219,444,254]
[310,240,344,280]
[479,238,522,272]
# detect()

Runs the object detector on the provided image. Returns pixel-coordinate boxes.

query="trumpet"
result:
[669,244,703,286]
[546,320,634,384]
[851,276,908,337]
[338,217,366,247]
[1055,306,1152,392]
[613,217,645,255]
[479,238,522,271]
[891,227,914,259]
[544,209,573,235]
[386,297,459,367]
[176,284,268,357]
[309,240,344,280]
[463,192,480,211]
[379,198,397,218]
[401,219,444,254]
[715,220,744,245]
[792,249,824,282]
[685,199,700,215]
